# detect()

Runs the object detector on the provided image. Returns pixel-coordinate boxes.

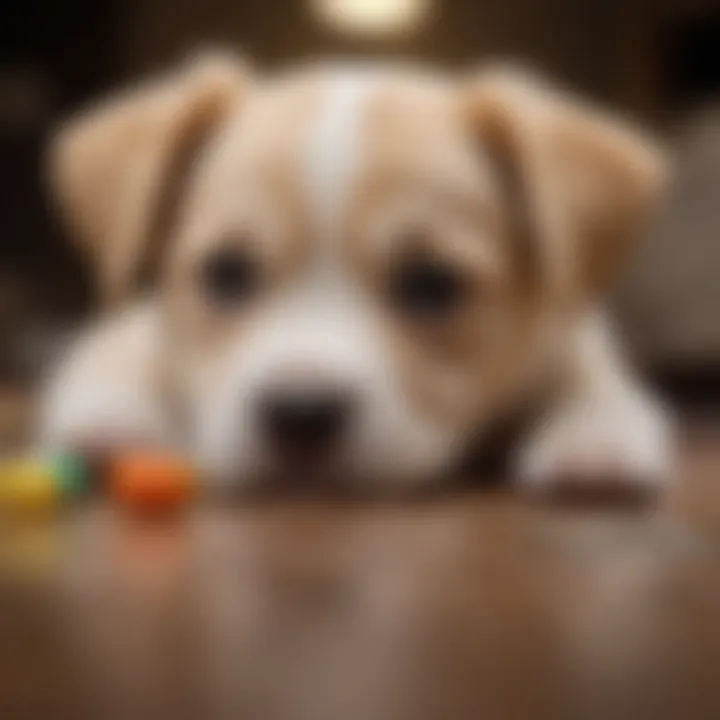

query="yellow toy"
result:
[0,459,60,512]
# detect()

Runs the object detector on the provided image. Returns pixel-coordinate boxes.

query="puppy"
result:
[41,52,672,495]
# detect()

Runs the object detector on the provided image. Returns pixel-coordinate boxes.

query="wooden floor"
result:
[1,424,720,720]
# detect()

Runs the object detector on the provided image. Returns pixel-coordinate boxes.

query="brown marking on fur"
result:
[464,67,669,308]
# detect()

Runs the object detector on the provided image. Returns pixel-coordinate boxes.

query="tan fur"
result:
[465,67,668,306]
[42,55,673,494]
[161,75,324,358]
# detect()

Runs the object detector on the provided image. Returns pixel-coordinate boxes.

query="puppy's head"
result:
[50,54,667,489]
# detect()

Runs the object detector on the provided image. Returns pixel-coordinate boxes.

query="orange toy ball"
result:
[109,453,196,513]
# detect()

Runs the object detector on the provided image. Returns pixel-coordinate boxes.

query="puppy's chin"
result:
[202,445,457,499]
[253,446,350,495]
[190,385,463,496]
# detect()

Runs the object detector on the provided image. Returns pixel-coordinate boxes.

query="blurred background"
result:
[2,5,720,719]
[0,0,719,393]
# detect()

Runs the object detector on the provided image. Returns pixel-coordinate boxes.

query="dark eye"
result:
[200,246,260,306]
[390,257,466,318]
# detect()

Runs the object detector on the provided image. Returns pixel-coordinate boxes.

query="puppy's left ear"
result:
[49,51,249,306]
[465,67,669,306]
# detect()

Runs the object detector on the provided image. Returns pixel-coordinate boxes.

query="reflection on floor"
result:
[0,423,719,720]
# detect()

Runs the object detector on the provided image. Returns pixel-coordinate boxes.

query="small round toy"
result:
[0,459,60,512]
[109,452,195,513]
[51,453,90,496]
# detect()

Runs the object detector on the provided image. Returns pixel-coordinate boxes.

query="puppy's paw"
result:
[517,396,673,506]
[38,306,170,455]
[40,382,170,455]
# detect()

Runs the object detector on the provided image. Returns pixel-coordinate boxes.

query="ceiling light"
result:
[313,0,431,37]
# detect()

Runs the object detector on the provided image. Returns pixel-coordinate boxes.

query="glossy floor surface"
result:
[0,424,719,720]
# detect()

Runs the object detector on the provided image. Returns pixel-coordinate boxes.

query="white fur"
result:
[303,70,375,242]
[517,315,672,494]
[40,304,170,452]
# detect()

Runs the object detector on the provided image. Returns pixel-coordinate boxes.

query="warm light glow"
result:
[314,0,431,36]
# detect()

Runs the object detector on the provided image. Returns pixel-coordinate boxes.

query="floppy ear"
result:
[465,67,669,306]
[48,51,249,306]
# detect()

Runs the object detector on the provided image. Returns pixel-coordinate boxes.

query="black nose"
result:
[259,389,353,454]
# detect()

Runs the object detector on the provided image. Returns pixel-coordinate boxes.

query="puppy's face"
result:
[163,70,528,487]
[51,56,666,489]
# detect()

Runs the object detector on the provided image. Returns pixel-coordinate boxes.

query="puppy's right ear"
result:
[49,51,249,306]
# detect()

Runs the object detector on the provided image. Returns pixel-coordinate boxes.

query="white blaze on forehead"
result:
[237,71,387,387]
[302,70,378,242]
